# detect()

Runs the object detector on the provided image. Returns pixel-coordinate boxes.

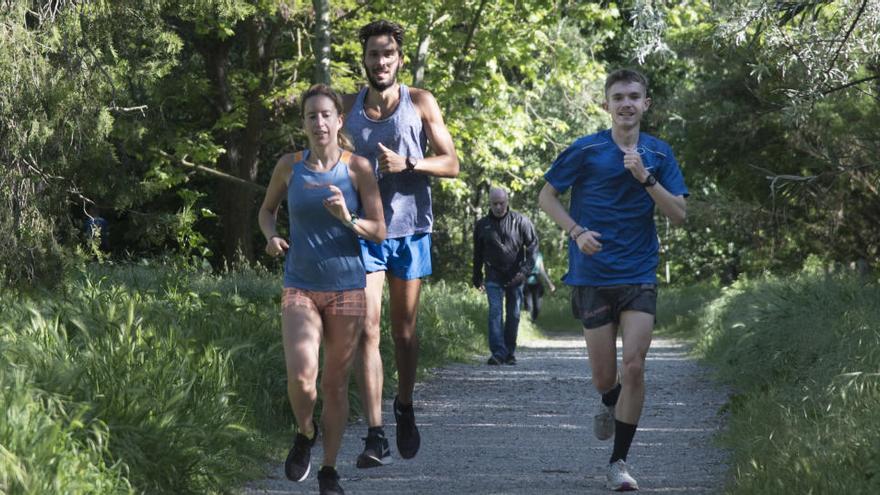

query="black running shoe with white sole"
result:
[284,421,317,482]
[356,430,393,468]
[318,466,345,495]
[393,396,420,459]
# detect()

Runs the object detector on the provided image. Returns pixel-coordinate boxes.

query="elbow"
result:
[444,156,460,178]
[670,211,686,227]
[366,224,386,244]
[537,189,552,214]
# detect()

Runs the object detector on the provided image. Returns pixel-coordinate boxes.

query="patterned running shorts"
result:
[281,287,366,317]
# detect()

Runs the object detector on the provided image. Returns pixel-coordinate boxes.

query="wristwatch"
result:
[348,213,359,229]
[405,156,417,171]
[642,173,657,188]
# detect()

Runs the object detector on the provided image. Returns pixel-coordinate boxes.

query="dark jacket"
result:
[473,209,538,287]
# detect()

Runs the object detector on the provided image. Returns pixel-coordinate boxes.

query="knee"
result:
[592,372,617,392]
[360,322,381,350]
[621,358,646,387]
[289,373,316,396]
[320,373,348,400]
[392,330,417,350]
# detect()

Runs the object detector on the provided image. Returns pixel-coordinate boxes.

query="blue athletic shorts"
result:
[360,233,432,280]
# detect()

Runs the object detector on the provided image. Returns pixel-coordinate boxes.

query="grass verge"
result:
[0,261,489,493]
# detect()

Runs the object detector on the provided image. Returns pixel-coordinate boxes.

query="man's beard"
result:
[366,65,398,91]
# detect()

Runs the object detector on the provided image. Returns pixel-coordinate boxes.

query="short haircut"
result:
[359,19,404,55]
[604,69,649,96]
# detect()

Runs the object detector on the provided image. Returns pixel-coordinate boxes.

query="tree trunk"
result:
[312,0,331,85]
[200,17,279,263]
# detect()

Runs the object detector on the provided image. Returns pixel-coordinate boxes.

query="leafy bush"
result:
[694,270,880,494]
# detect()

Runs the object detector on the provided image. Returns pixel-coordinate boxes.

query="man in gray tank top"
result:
[343,19,460,468]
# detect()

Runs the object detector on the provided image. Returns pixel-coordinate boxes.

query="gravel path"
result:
[244,335,729,494]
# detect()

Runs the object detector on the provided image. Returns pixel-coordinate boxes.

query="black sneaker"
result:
[487,356,503,365]
[393,396,421,459]
[505,355,517,365]
[317,466,345,495]
[284,421,317,482]
[356,429,393,468]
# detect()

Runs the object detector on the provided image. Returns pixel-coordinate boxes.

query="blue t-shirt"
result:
[544,129,688,286]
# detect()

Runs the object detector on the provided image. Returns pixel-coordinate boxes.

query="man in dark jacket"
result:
[473,186,538,365]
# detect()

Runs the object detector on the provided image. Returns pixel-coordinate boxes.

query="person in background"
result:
[258,84,385,495]
[523,250,556,321]
[473,186,538,366]
[84,204,109,252]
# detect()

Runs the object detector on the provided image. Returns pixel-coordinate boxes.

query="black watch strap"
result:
[642,173,657,187]
[405,156,417,171]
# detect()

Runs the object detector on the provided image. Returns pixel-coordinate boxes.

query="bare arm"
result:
[537,259,555,292]
[258,156,295,256]
[348,155,386,243]
[538,182,603,256]
[410,88,459,178]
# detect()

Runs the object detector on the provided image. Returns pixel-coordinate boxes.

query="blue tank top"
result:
[344,84,431,238]
[283,150,365,290]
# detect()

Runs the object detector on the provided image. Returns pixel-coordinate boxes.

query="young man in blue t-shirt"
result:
[538,69,688,492]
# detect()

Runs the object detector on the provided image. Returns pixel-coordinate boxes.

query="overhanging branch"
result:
[160,151,266,193]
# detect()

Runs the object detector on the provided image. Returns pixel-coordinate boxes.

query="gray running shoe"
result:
[606,459,639,491]
[594,401,615,441]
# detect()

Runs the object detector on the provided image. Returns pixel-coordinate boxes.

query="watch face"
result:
[644,174,657,187]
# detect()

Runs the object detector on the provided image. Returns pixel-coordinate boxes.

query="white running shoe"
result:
[593,401,615,441]
[606,459,639,491]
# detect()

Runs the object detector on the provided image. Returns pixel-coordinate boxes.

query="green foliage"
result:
[0,261,493,492]
[691,269,880,493]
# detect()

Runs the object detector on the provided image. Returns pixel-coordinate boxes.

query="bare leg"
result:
[282,305,322,438]
[355,271,386,427]
[583,322,619,394]
[320,313,362,466]
[615,311,654,424]
[387,275,422,404]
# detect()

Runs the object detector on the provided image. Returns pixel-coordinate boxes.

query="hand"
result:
[377,142,407,174]
[506,272,525,288]
[573,227,603,256]
[266,236,289,256]
[623,150,650,183]
[549,283,557,293]
[321,184,351,223]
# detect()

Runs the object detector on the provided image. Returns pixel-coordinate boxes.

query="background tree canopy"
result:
[2,0,878,287]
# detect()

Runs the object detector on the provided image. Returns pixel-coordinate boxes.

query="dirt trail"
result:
[244,335,729,494]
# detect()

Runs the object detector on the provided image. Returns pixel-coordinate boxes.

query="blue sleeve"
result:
[657,143,688,197]
[543,142,585,194]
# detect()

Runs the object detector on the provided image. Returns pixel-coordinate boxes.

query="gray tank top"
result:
[344,84,431,238]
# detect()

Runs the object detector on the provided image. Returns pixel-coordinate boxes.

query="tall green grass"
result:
[693,270,880,494]
[0,261,490,493]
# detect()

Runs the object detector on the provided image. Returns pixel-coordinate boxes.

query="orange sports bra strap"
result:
[293,151,305,163]
[341,150,352,164]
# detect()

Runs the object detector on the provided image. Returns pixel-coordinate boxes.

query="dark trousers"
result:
[486,281,523,360]
[522,282,544,321]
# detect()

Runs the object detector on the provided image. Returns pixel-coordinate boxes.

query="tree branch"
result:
[826,0,867,72]
[821,75,880,95]
[160,151,266,192]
